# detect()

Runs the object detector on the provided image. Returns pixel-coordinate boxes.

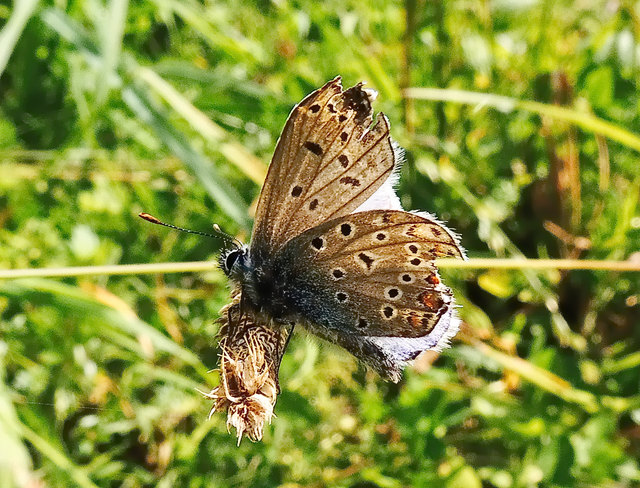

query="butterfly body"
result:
[219,77,465,382]
[221,245,298,321]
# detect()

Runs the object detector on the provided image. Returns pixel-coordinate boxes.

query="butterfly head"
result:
[219,243,251,281]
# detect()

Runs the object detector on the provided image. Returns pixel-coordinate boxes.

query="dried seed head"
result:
[204,290,290,443]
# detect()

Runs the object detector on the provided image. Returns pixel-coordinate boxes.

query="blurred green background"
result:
[1,0,640,487]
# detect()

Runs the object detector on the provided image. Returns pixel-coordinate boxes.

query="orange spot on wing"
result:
[425,274,440,285]
[417,290,443,311]
[407,313,422,328]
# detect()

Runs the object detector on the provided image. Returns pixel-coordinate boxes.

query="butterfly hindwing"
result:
[251,77,397,255]
[274,210,464,338]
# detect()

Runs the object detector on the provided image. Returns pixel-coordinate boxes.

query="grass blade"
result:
[42,8,251,228]
[122,85,251,228]
[18,422,100,488]
[0,0,40,78]
[405,87,640,151]
[135,66,267,184]
[467,338,600,412]
[0,377,35,486]
[97,0,129,104]
[0,279,210,380]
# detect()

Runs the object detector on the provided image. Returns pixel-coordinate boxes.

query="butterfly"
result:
[218,77,465,383]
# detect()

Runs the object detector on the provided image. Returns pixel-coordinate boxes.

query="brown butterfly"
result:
[217,77,465,383]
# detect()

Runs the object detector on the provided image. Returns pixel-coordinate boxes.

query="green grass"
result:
[1,1,639,487]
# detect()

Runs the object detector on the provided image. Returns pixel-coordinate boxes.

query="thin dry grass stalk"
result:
[203,290,290,443]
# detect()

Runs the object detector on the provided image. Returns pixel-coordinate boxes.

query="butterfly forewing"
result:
[251,77,397,254]
[253,78,341,239]
[275,210,464,338]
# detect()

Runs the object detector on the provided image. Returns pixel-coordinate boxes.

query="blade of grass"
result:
[0,279,210,381]
[0,373,35,486]
[150,0,264,63]
[1,258,639,280]
[466,338,600,413]
[135,66,267,184]
[435,258,640,271]
[42,8,252,229]
[122,85,251,228]
[602,351,640,375]
[404,87,640,152]
[469,337,635,413]
[604,176,639,249]
[41,8,100,58]
[0,261,218,278]
[18,422,100,488]
[0,0,40,78]
[97,0,129,104]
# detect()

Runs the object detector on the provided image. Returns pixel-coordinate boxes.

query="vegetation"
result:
[1,1,639,486]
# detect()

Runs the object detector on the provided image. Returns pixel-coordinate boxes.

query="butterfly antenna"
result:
[138,212,240,246]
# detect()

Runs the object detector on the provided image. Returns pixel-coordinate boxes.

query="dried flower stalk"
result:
[204,290,291,443]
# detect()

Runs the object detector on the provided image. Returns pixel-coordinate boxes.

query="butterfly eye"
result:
[224,249,242,272]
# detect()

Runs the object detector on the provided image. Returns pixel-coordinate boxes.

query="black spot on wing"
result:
[358,252,374,269]
[311,237,324,250]
[304,141,323,156]
[340,223,352,236]
[332,268,345,279]
[340,176,360,187]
